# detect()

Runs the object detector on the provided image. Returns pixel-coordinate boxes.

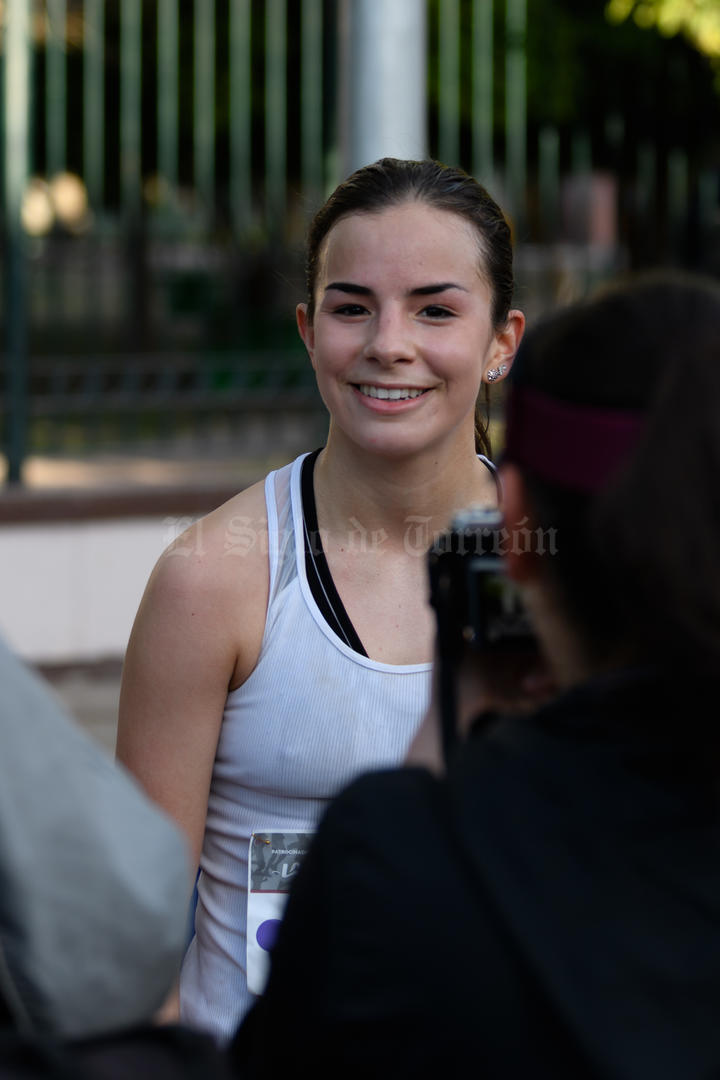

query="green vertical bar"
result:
[194,0,215,211]
[604,111,624,151]
[637,141,655,217]
[505,0,527,236]
[158,0,179,192]
[230,0,252,233]
[265,0,287,227]
[438,0,460,166]
[120,0,142,217]
[538,125,559,241]
[301,0,323,203]
[667,147,688,253]
[698,168,716,234]
[3,0,31,485]
[83,0,104,209]
[698,168,717,266]
[472,0,493,183]
[45,0,67,177]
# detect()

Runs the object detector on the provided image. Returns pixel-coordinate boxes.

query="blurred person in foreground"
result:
[229,270,720,1079]
[0,634,232,1074]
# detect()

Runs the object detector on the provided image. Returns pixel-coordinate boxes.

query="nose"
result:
[362,308,416,366]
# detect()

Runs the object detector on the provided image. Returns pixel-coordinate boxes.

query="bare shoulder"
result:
[144,477,271,682]
[156,477,270,599]
[116,477,272,863]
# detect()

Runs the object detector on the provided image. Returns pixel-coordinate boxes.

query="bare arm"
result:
[116,482,270,874]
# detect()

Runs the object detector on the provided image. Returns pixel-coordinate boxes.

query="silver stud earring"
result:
[486,363,507,383]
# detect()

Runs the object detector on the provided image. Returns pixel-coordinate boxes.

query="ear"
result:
[483,308,525,384]
[296,303,316,368]
[499,462,539,586]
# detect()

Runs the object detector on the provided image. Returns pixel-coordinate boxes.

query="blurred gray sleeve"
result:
[0,635,192,1038]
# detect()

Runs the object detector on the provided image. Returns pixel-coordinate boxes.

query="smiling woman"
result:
[297,201,517,464]
[115,158,525,1042]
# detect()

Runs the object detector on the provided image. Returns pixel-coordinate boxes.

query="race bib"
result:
[246,830,313,996]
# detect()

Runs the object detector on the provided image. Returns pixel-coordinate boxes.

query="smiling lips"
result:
[356,383,429,401]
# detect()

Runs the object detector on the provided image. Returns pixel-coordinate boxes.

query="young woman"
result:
[231,270,720,1078]
[115,158,524,1041]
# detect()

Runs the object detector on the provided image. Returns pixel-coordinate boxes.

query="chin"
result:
[359,431,449,461]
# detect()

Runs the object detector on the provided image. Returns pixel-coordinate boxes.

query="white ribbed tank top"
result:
[179,452,432,1041]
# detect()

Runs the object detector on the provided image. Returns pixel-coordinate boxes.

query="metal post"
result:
[45,0,67,178]
[194,0,215,214]
[120,0,145,346]
[158,0,179,195]
[339,0,427,177]
[3,0,31,485]
[505,0,527,238]
[667,148,688,259]
[120,0,142,219]
[472,0,494,184]
[301,0,323,205]
[538,125,560,242]
[698,169,717,268]
[265,0,287,228]
[83,0,104,210]
[636,141,656,219]
[698,169,717,238]
[438,0,460,167]
[230,0,251,233]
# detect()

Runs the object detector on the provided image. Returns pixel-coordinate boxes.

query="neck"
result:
[313,427,496,545]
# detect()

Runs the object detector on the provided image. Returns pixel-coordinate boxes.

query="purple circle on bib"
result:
[256,918,282,952]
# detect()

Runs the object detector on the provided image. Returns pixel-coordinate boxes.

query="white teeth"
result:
[358,384,426,400]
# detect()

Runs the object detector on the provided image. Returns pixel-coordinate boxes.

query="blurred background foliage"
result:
[606,0,720,64]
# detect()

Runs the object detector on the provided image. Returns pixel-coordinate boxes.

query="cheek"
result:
[312,324,359,371]
[435,333,490,383]
[464,326,497,377]
[308,345,344,389]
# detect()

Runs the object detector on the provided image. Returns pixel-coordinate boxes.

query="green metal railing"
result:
[1,0,717,482]
[2,1,714,240]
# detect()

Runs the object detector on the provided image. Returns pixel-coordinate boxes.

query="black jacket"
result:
[232,670,720,1078]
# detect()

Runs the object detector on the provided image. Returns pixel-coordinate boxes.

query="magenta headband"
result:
[503,384,645,493]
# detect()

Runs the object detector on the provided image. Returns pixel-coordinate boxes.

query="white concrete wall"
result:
[0,516,189,663]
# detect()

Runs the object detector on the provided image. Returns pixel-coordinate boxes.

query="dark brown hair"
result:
[304,158,517,458]
[510,269,720,675]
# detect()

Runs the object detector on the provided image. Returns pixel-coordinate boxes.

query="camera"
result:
[427,506,536,761]
[428,506,532,657]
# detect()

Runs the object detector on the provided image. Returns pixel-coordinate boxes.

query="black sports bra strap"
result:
[300,450,369,657]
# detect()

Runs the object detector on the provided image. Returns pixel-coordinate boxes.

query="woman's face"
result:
[297,200,523,461]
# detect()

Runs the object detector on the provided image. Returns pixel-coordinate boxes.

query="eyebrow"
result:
[324,281,467,297]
